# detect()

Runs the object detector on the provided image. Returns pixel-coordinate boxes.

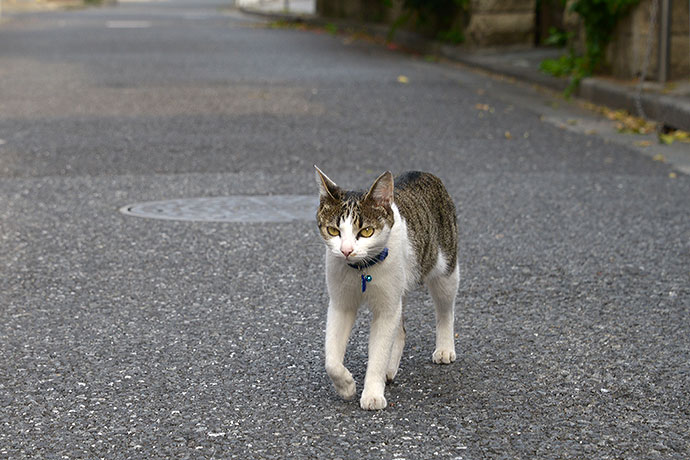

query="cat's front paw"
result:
[432,348,456,364]
[326,363,357,400]
[334,377,356,400]
[360,393,387,410]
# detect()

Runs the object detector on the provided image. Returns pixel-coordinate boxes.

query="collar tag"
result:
[361,274,372,292]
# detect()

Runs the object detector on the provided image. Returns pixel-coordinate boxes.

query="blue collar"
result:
[347,248,389,270]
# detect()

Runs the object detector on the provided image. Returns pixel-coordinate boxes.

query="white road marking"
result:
[106,20,152,29]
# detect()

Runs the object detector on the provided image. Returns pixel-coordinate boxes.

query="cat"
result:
[314,166,459,410]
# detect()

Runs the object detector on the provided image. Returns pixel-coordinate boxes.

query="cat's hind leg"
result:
[427,263,459,364]
[325,303,358,400]
[386,314,406,383]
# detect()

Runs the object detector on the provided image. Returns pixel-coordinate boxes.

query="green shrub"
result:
[541,0,640,96]
[544,26,570,47]
[572,0,639,73]
[387,0,469,44]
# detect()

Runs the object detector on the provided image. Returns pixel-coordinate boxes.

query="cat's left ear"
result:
[314,165,340,200]
[365,171,394,208]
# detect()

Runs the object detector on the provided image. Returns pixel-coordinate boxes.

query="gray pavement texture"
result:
[241,3,690,134]
[0,0,689,459]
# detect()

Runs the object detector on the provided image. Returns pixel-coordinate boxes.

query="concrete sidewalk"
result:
[239,1,690,133]
[444,46,690,133]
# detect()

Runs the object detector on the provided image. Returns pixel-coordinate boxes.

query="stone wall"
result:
[315,0,398,24]
[315,0,537,47]
[465,0,536,47]
[314,0,689,80]
[606,0,689,80]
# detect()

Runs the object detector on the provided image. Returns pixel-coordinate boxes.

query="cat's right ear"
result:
[314,165,339,200]
[365,170,394,209]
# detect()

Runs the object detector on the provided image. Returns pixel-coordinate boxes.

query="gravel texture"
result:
[0,0,688,459]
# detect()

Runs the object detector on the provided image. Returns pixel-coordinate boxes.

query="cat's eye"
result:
[358,227,375,238]
[326,226,340,237]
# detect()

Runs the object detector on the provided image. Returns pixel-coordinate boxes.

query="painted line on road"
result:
[106,21,152,29]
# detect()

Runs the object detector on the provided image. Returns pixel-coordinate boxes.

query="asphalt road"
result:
[0,0,688,458]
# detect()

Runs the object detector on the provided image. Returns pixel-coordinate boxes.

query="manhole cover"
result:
[120,195,318,223]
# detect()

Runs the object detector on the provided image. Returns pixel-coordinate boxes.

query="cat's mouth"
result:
[336,250,381,264]
[331,249,364,262]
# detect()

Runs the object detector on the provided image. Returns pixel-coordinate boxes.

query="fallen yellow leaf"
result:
[659,134,675,145]
[653,154,666,162]
[474,103,491,111]
[397,75,409,84]
[659,129,690,143]
[504,131,512,139]
[669,172,677,179]
[603,107,656,134]
[635,140,652,147]
[675,131,689,141]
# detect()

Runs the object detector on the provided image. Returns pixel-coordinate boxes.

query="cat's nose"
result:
[341,248,353,258]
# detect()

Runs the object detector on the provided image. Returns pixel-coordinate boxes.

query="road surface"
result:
[0,0,688,458]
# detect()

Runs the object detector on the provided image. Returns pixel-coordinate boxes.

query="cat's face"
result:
[315,167,395,263]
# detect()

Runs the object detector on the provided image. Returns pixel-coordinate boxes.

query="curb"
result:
[240,6,690,132]
[577,78,690,132]
[238,6,440,53]
[448,49,690,132]
[238,6,312,23]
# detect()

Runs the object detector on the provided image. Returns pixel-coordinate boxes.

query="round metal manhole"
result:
[120,195,318,223]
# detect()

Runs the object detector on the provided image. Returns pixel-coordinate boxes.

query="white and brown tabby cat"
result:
[315,166,459,410]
